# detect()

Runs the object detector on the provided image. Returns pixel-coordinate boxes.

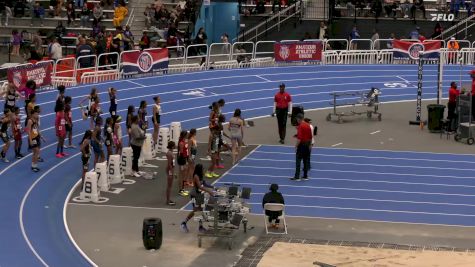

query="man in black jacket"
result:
[262,184,285,228]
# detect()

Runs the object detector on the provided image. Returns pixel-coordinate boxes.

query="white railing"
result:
[339,50,379,64]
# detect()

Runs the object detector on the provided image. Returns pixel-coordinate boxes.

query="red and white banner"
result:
[121,48,169,75]
[274,41,323,62]
[7,62,53,89]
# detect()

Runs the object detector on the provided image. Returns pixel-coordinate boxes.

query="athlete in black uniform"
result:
[0,109,12,163]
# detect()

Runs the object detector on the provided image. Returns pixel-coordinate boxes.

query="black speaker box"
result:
[142,218,163,250]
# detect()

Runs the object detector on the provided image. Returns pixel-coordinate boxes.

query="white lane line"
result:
[20,154,82,267]
[68,203,184,211]
[235,165,475,180]
[369,130,381,135]
[250,192,475,207]
[397,75,411,84]
[244,158,475,172]
[226,172,475,188]
[126,80,145,87]
[214,181,475,197]
[63,180,97,267]
[331,143,343,147]
[255,75,271,82]
[244,202,475,217]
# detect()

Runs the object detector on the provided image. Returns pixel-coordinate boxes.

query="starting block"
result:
[95,162,110,192]
[158,127,170,154]
[143,133,153,160]
[170,122,181,145]
[109,154,124,184]
[73,171,108,203]
[121,147,133,176]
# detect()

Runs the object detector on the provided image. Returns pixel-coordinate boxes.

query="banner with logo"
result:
[7,62,53,89]
[274,41,323,62]
[121,48,169,75]
[393,40,441,60]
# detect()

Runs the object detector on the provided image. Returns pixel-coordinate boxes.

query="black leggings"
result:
[131,144,141,172]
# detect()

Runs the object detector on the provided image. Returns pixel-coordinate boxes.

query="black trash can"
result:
[427,104,446,132]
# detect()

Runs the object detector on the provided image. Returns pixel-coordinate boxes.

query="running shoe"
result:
[211,172,220,178]
[17,153,24,158]
[31,167,40,172]
[215,164,225,169]
[205,172,213,178]
[167,200,176,206]
[16,155,22,159]
[61,152,69,157]
[2,157,9,163]
[55,153,64,158]
[301,176,309,181]
[181,222,189,233]
[38,157,44,162]
[179,189,189,196]
[133,172,141,178]
[290,177,301,181]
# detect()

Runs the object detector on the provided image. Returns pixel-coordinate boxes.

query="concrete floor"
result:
[67,100,475,267]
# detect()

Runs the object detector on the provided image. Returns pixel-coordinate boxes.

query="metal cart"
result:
[326,88,382,123]
[454,93,475,145]
[195,185,251,250]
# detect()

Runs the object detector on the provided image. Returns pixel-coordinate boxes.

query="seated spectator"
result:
[13,0,25,17]
[54,21,67,42]
[431,22,443,39]
[155,5,168,21]
[157,15,169,30]
[93,2,103,25]
[80,4,91,28]
[76,0,84,8]
[31,2,45,27]
[411,0,426,19]
[144,5,154,29]
[113,0,128,27]
[370,0,382,21]
[384,0,398,18]
[123,25,134,50]
[66,1,76,26]
[154,0,162,11]
[139,31,150,50]
[400,0,411,18]
[262,184,285,228]
[450,0,461,18]
[0,1,13,26]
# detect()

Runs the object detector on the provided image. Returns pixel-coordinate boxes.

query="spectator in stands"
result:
[431,22,443,39]
[54,21,67,42]
[167,23,178,46]
[349,25,359,50]
[76,0,84,8]
[386,32,395,49]
[418,30,426,42]
[123,25,134,50]
[140,31,150,50]
[272,0,281,14]
[113,0,128,27]
[30,2,45,27]
[76,36,94,67]
[0,0,12,26]
[48,36,62,61]
[370,0,382,22]
[32,31,43,54]
[195,27,207,46]
[91,21,102,38]
[144,5,154,29]
[13,0,25,17]
[155,5,168,22]
[317,21,327,40]
[346,0,355,16]
[11,30,21,56]
[371,29,380,50]
[154,0,162,11]
[400,0,411,18]
[447,37,460,64]
[409,26,420,39]
[411,0,426,20]
[384,0,398,18]
[66,1,76,26]
[450,0,461,18]
[93,2,103,25]
[157,15,169,30]
[28,47,42,61]
[80,4,91,28]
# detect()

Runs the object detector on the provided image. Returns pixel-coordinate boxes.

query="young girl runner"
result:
[152,96,161,148]
[108,87,117,116]
[126,105,135,145]
[181,164,215,233]
[187,128,197,182]
[91,117,105,166]
[54,85,66,113]
[104,117,113,160]
[207,102,219,156]
[228,109,244,165]
[64,96,75,148]
[12,107,23,159]
[3,83,22,112]
[27,108,42,172]
[0,108,12,163]
[205,127,220,179]
[26,93,37,124]
[177,130,189,197]
[19,80,36,117]
[113,116,123,155]
[79,88,98,129]
[137,100,148,130]
[55,103,67,158]
[166,141,176,206]
[89,97,101,129]
[80,130,92,186]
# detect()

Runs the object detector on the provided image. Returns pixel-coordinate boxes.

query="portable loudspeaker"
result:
[142,218,163,250]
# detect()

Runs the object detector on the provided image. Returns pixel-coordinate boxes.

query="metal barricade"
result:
[81,69,120,84]
[231,42,254,63]
[208,43,232,64]
[98,52,119,70]
[75,55,97,83]
[326,39,349,51]
[323,51,339,64]
[378,50,394,64]
[211,60,239,70]
[185,44,208,65]
[349,39,373,50]
[167,45,186,65]
[255,41,275,59]
[54,57,76,78]
[339,50,378,64]
[459,48,475,65]
[166,63,203,74]
[373,39,393,50]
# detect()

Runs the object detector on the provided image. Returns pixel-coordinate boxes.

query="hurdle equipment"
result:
[159,127,170,153]
[109,155,124,184]
[121,147,133,176]
[95,162,110,192]
[170,122,181,145]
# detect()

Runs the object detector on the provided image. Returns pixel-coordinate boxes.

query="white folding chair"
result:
[264,203,288,235]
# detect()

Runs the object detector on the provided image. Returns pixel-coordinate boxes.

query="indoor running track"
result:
[216,145,475,227]
[0,64,472,267]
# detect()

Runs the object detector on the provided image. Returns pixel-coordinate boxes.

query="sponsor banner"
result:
[7,62,53,89]
[274,41,323,62]
[121,48,169,75]
[393,40,441,60]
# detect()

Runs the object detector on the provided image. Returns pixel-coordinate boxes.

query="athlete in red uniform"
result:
[55,104,67,158]
[12,107,23,159]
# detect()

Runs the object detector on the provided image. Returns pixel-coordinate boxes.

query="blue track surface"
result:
[216,145,475,226]
[0,64,473,266]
